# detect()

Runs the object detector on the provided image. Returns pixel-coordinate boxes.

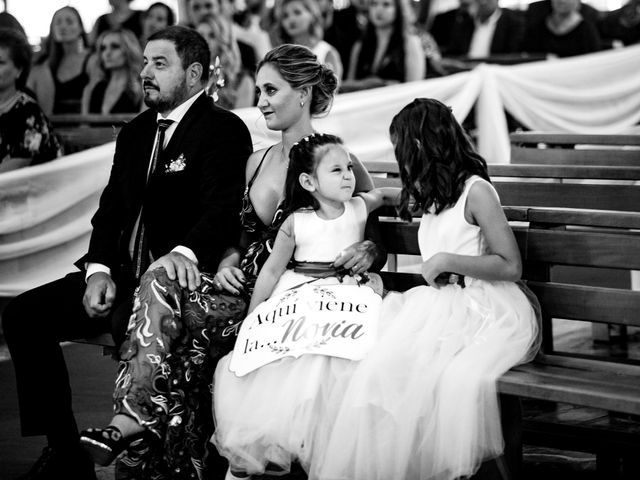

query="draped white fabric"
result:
[1,45,639,296]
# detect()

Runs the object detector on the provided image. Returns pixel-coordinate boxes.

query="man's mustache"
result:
[143,81,158,90]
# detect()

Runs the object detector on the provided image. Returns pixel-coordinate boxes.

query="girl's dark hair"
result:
[283,133,344,215]
[0,28,32,89]
[389,98,490,221]
[37,6,89,71]
[257,44,337,116]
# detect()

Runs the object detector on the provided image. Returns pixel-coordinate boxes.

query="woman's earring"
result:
[300,100,305,108]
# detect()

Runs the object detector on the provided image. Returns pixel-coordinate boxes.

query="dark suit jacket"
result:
[79,92,253,278]
[440,8,525,56]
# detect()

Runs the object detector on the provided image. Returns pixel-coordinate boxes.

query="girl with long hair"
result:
[27,6,90,115]
[313,98,541,480]
[343,0,425,91]
[82,28,144,114]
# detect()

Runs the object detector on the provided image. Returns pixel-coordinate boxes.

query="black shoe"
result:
[80,426,150,467]
[17,445,97,480]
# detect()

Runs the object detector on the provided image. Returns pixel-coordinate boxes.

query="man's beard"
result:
[144,77,189,113]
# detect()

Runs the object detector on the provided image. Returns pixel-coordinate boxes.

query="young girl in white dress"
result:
[310,98,542,480]
[211,133,399,479]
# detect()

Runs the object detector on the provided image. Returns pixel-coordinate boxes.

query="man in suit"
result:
[437,0,525,57]
[2,25,252,480]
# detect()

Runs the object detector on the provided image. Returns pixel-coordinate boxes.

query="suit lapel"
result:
[162,93,209,165]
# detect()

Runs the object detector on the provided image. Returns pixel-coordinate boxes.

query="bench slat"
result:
[509,132,640,147]
[527,282,640,327]
[526,229,640,269]
[495,182,640,212]
[510,147,640,166]
[499,364,640,416]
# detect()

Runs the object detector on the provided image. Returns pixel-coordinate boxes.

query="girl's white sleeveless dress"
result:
[309,176,541,480]
[211,197,370,475]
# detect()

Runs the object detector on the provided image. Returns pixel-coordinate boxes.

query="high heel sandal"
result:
[79,426,150,466]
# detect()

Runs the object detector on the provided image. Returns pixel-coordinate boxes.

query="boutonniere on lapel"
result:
[165,153,187,173]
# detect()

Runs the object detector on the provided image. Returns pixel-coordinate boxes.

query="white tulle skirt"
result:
[212,278,540,480]
[211,271,364,475]
[309,279,541,480]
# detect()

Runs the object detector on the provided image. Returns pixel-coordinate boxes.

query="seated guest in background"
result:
[526,0,601,27]
[185,0,259,78]
[0,28,62,173]
[196,14,256,109]
[82,28,144,114]
[273,0,343,80]
[440,0,525,57]
[342,0,425,91]
[524,0,601,57]
[429,0,474,53]
[27,6,91,115]
[324,0,370,79]
[232,0,273,61]
[140,2,176,45]
[599,0,640,47]
[90,0,144,46]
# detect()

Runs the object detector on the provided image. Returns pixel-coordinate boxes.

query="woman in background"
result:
[342,0,425,92]
[140,2,176,45]
[196,14,256,109]
[82,28,144,114]
[524,0,601,57]
[27,6,91,115]
[273,0,343,81]
[90,0,144,46]
[0,29,62,173]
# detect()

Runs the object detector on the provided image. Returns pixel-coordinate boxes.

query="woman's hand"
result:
[333,240,379,276]
[421,252,450,289]
[214,266,246,295]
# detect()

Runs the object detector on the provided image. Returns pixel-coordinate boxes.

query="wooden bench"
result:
[509,131,640,166]
[367,162,640,211]
[51,113,136,154]
[377,207,640,477]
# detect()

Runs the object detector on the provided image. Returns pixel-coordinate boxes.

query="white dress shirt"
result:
[468,9,502,59]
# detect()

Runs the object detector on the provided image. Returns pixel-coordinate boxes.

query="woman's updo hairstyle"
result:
[257,44,337,116]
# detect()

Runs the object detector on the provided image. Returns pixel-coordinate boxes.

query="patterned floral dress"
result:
[113,147,285,480]
[0,91,62,170]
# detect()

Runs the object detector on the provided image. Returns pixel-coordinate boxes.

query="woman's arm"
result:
[248,215,296,312]
[350,152,374,192]
[346,41,361,81]
[233,74,256,109]
[358,187,401,213]
[405,34,426,82]
[325,47,344,86]
[421,181,522,286]
[26,64,54,116]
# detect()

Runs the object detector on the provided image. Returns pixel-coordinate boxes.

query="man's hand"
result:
[149,251,201,291]
[83,272,116,318]
[333,240,378,275]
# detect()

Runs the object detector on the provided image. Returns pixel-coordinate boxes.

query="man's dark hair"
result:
[148,25,210,84]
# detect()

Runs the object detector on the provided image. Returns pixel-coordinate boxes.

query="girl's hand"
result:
[421,253,449,289]
[214,266,245,295]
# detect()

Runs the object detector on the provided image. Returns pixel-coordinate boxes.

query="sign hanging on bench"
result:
[229,283,381,377]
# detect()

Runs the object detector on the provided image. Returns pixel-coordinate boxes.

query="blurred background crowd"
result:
[0,0,637,172]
